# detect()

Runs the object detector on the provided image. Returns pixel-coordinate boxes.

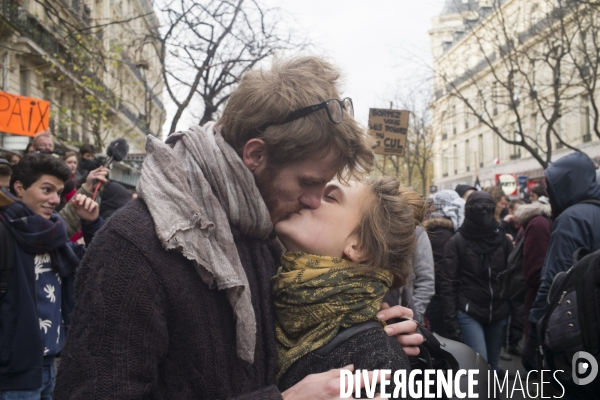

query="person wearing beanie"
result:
[455,184,477,200]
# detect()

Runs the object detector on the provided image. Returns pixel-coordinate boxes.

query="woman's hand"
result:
[377,303,423,356]
[72,194,99,222]
[282,365,386,400]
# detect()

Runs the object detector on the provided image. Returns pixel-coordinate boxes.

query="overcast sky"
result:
[166,0,447,134]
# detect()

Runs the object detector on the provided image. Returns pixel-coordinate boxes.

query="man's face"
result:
[13,174,64,219]
[35,136,54,152]
[254,149,340,224]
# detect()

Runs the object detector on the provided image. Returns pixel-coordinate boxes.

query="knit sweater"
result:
[53,199,282,399]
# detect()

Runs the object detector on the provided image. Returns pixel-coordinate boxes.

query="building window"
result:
[530,5,539,27]
[582,95,591,142]
[492,82,498,116]
[442,152,449,177]
[465,139,471,171]
[441,111,447,140]
[19,67,29,97]
[453,144,458,175]
[0,53,8,91]
[478,134,484,167]
[452,105,457,134]
[464,108,469,130]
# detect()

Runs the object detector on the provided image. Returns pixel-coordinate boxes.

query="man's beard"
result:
[254,166,302,224]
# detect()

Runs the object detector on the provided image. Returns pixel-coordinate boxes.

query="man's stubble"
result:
[254,166,303,225]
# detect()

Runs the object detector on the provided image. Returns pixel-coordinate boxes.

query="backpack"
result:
[537,247,600,397]
[497,238,525,302]
[498,215,552,303]
[0,222,15,307]
[536,198,600,397]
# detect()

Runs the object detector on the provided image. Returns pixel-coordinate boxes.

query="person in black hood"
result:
[441,191,513,371]
[99,181,133,220]
[523,152,600,371]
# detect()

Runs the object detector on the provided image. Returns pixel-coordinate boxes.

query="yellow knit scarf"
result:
[271,252,394,381]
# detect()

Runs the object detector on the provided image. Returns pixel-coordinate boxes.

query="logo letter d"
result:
[573,351,598,386]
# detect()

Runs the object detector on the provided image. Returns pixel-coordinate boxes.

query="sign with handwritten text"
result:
[368,108,409,156]
[0,92,50,137]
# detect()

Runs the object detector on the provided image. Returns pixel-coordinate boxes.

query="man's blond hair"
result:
[217,56,374,179]
[32,131,54,151]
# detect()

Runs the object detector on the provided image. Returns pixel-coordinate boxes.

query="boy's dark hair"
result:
[10,153,71,194]
[79,144,96,156]
[531,184,546,198]
[509,199,524,210]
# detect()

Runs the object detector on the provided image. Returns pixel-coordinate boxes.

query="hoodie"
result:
[529,152,600,328]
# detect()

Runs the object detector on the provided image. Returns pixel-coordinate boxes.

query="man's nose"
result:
[299,190,322,210]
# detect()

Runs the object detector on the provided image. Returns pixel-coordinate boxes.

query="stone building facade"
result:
[430,0,600,192]
[0,0,165,154]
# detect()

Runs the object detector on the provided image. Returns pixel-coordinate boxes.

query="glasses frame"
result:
[258,97,353,131]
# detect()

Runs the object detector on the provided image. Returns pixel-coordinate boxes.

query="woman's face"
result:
[495,196,509,216]
[65,156,77,174]
[13,175,64,219]
[274,180,368,259]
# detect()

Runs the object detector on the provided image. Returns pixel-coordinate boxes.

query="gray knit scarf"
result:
[137,123,273,363]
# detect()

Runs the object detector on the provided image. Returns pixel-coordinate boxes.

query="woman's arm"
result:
[440,236,462,342]
[410,231,435,323]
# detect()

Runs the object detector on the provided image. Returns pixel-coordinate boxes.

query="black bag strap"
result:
[580,199,600,208]
[0,221,15,302]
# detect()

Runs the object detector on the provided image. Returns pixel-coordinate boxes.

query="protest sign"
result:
[368,108,409,156]
[0,91,50,137]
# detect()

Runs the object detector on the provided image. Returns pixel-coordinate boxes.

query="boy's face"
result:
[13,174,64,219]
[275,180,367,259]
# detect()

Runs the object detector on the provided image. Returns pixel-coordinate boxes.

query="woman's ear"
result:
[343,235,368,263]
[13,181,24,198]
[242,138,268,173]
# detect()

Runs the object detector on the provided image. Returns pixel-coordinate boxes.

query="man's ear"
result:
[343,235,368,263]
[13,181,24,198]
[242,138,268,173]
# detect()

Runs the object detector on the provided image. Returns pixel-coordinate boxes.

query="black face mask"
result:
[78,158,99,171]
[468,210,494,226]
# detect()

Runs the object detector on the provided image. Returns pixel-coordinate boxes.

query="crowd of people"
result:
[0,55,598,399]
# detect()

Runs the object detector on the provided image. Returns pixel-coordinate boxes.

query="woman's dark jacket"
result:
[279,325,411,398]
[441,231,513,340]
[424,217,455,296]
[423,217,455,337]
[512,203,552,338]
[0,215,102,391]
